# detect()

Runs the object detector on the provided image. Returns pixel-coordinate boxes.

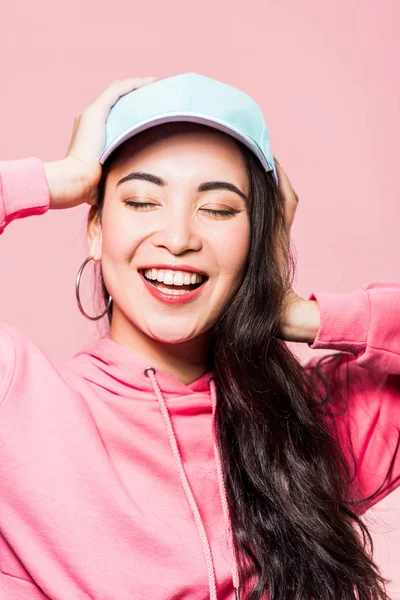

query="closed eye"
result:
[123,201,156,210]
[200,208,238,217]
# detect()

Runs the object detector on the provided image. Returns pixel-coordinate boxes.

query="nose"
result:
[152,209,202,255]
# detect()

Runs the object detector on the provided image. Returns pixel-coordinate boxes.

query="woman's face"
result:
[88,123,251,344]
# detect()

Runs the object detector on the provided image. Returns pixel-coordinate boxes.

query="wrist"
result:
[43,157,95,210]
[284,298,320,344]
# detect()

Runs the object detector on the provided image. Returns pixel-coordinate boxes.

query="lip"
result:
[138,263,209,277]
[139,271,208,306]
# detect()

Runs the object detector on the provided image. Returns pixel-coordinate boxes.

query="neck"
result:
[109,308,212,386]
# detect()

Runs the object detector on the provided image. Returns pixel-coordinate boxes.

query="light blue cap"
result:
[99,72,278,183]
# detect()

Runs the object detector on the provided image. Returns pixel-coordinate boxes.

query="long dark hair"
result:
[87,125,395,599]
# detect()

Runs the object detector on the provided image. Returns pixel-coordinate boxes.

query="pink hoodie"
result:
[0,157,399,600]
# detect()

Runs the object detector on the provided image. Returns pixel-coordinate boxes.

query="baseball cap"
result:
[99,72,278,183]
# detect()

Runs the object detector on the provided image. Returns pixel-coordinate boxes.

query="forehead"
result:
[106,122,249,187]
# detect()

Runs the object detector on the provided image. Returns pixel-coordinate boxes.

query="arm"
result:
[307,282,400,374]
[0,77,158,401]
[0,157,50,234]
[273,161,400,508]
[302,283,400,512]
[0,157,52,403]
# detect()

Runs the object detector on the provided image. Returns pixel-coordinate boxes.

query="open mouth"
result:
[139,268,208,296]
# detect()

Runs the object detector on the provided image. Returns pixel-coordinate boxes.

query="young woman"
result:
[0,76,399,600]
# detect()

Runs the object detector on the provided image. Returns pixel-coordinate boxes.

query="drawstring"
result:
[144,367,240,600]
[209,378,241,596]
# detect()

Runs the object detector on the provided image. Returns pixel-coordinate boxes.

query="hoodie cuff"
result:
[307,288,370,355]
[0,157,50,232]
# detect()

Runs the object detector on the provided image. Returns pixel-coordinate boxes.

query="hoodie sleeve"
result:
[0,158,51,399]
[0,157,50,234]
[305,282,400,513]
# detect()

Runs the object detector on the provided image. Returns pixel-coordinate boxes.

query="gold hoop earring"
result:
[75,256,112,321]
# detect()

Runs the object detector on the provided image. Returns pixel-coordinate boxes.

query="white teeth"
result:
[142,268,205,286]
[173,272,184,286]
[157,286,189,295]
[163,272,174,285]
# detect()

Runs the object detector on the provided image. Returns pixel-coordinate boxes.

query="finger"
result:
[275,161,299,202]
[276,164,293,195]
[93,77,157,110]
[81,77,157,126]
[66,113,83,154]
[274,164,299,232]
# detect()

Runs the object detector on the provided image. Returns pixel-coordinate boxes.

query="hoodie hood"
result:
[75,336,212,396]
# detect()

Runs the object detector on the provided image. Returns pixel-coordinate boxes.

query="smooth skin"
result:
[44,77,320,384]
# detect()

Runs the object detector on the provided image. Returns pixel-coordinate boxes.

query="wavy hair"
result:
[87,125,394,599]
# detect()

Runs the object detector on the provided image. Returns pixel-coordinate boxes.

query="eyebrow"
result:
[116,171,249,202]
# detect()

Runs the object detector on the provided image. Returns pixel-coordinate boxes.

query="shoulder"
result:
[0,321,63,406]
[0,320,43,362]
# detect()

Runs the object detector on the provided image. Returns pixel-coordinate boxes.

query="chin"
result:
[139,309,224,345]
[145,324,202,345]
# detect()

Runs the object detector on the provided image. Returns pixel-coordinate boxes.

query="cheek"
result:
[100,214,143,262]
[212,220,250,280]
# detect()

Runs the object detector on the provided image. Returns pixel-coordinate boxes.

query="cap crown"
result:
[99,72,277,182]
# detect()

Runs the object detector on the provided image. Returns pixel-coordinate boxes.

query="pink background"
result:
[0,0,399,595]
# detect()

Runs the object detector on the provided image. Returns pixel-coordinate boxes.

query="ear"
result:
[86,206,103,260]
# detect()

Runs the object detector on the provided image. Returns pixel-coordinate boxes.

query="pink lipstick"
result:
[139,270,208,305]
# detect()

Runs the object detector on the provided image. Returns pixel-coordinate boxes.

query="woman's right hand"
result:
[44,77,157,210]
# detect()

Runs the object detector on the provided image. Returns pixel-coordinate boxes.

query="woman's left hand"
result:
[274,158,320,343]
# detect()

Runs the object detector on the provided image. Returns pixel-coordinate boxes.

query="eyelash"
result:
[123,200,238,217]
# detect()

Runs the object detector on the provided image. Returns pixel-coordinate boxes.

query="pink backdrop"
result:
[0,0,399,596]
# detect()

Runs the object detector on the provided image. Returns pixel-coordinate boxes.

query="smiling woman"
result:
[82,112,395,599]
[0,73,399,600]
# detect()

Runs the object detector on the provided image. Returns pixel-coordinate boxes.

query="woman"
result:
[0,74,399,600]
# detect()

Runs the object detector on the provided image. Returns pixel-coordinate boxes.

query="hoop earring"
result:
[75,256,113,321]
